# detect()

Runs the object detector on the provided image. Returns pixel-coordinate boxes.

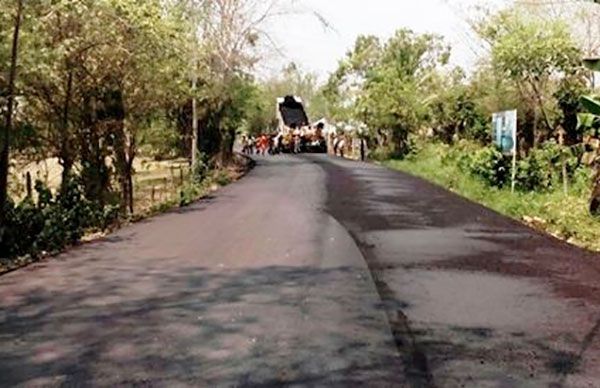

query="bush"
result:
[214,170,232,186]
[192,151,210,183]
[470,146,510,187]
[369,145,395,161]
[442,140,578,192]
[179,183,201,207]
[571,165,592,196]
[453,145,510,188]
[1,177,117,259]
[514,140,576,192]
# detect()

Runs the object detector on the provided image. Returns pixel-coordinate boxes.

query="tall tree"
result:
[480,10,582,148]
[355,29,450,155]
[1,0,23,227]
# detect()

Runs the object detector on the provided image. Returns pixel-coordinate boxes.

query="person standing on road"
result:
[336,135,346,158]
[294,125,304,154]
[248,136,256,154]
[258,134,269,156]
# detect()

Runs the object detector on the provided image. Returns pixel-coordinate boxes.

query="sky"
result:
[259,0,510,81]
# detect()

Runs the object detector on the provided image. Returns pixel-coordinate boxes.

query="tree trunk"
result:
[533,107,539,149]
[0,0,23,226]
[127,161,134,214]
[113,119,129,214]
[393,129,408,157]
[218,128,236,167]
[59,67,75,193]
[125,134,136,216]
[60,157,74,192]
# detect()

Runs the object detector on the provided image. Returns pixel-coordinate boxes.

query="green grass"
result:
[384,142,600,252]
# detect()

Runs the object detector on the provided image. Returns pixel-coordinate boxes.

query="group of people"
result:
[240,131,304,156]
[241,134,279,156]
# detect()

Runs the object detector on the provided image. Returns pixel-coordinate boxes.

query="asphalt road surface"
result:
[1,154,600,387]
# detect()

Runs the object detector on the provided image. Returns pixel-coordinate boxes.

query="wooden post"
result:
[558,127,568,196]
[25,171,32,198]
[151,186,155,203]
[360,138,365,161]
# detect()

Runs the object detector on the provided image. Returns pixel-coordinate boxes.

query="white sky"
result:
[259,0,510,80]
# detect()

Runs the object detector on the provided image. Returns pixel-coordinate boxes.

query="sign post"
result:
[492,110,517,192]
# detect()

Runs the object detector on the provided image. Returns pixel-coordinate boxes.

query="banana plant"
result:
[579,58,600,214]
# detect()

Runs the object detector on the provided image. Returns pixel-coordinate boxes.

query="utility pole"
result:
[191,52,198,171]
[1,0,24,227]
[189,0,201,173]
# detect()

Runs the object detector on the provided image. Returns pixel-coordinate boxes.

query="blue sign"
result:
[492,110,517,155]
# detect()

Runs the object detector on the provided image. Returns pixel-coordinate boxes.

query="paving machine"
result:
[276,95,327,153]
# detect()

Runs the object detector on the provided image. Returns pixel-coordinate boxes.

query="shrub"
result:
[179,183,201,207]
[215,170,232,186]
[1,178,117,259]
[192,151,210,183]
[514,140,576,192]
[369,146,395,161]
[464,146,510,188]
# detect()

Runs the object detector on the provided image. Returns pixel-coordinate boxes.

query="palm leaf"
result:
[578,113,600,129]
[581,95,600,115]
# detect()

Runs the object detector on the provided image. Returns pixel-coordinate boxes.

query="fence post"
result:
[25,171,32,198]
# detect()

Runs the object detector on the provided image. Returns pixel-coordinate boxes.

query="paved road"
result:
[1,155,600,387]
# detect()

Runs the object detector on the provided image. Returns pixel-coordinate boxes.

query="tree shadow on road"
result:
[0,264,405,387]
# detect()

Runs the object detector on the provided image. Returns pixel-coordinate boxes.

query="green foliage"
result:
[428,68,490,143]
[140,118,183,160]
[513,141,576,192]
[1,178,117,259]
[477,8,583,148]
[466,146,510,188]
[386,142,600,251]
[355,29,450,155]
[192,151,210,183]
[368,146,396,162]
[179,183,202,207]
[443,143,510,188]
[440,139,576,192]
[214,170,232,186]
[482,12,580,82]
[581,95,600,116]
[583,58,600,72]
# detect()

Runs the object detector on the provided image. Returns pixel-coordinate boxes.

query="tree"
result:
[579,59,600,214]
[428,67,490,143]
[480,10,582,148]
[355,29,450,155]
[322,35,382,123]
[1,0,23,229]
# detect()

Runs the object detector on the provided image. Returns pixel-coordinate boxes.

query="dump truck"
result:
[276,95,327,153]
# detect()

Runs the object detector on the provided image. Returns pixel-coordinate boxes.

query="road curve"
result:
[1,154,600,387]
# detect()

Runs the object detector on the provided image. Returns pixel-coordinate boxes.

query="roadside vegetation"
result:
[386,141,600,251]
[316,1,600,251]
[0,0,302,262]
